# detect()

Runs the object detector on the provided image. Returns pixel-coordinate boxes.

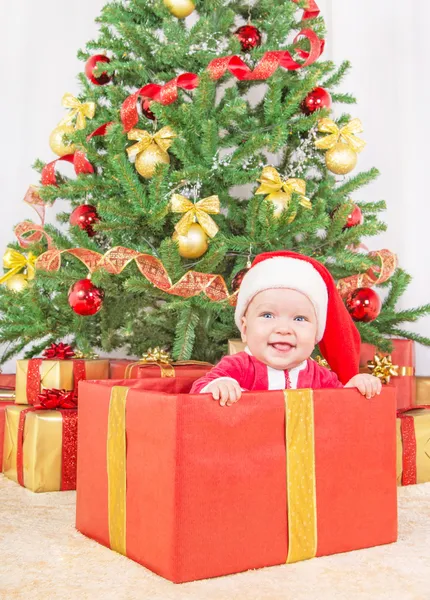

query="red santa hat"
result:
[234,250,361,384]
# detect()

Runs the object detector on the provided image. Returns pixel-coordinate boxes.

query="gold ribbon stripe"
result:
[285,389,318,563]
[107,386,129,556]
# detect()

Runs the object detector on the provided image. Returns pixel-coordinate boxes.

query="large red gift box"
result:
[360,339,415,410]
[76,379,397,583]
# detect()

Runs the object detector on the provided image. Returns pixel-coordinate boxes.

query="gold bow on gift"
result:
[0,249,36,285]
[126,126,177,158]
[367,353,399,384]
[315,118,366,153]
[170,194,220,238]
[142,347,171,364]
[255,167,312,209]
[59,93,96,130]
[74,350,99,360]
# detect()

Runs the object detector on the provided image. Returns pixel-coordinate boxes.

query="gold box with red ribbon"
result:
[76,379,397,583]
[360,340,415,410]
[109,348,212,381]
[15,357,109,405]
[2,404,78,492]
[396,406,430,486]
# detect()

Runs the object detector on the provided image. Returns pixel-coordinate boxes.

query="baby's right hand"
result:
[205,379,242,407]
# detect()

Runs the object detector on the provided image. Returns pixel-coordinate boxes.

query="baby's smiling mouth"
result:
[269,342,295,352]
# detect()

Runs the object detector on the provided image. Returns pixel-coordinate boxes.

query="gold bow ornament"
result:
[255,166,311,221]
[0,249,37,292]
[315,118,366,175]
[171,194,220,238]
[127,126,177,179]
[125,347,175,378]
[59,92,96,131]
[367,354,399,384]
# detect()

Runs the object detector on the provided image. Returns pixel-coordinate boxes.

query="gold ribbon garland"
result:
[315,118,366,153]
[171,194,220,238]
[59,92,96,130]
[126,126,177,158]
[0,249,37,285]
[256,167,312,209]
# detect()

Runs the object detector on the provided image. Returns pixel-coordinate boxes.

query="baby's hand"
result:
[205,379,242,406]
[345,374,382,399]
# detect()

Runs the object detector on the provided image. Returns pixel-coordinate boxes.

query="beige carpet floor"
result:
[0,476,429,600]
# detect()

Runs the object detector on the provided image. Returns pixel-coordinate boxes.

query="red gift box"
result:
[360,340,415,410]
[0,402,15,472]
[109,359,212,380]
[76,379,397,583]
[0,373,16,390]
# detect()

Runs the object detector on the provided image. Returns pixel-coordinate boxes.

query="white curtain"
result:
[1,0,430,372]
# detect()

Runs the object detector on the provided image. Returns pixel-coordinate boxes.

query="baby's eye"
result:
[261,312,274,319]
[294,315,307,322]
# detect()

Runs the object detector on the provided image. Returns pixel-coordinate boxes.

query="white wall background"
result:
[1,0,430,373]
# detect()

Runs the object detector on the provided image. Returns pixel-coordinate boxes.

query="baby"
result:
[191,250,381,405]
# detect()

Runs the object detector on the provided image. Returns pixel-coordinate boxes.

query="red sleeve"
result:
[190,354,246,393]
[317,364,344,389]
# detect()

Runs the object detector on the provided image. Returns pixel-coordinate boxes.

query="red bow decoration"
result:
[121,73,199,132]
[33,388,78,410]
[42,342,76,360]
[41,151,94,186]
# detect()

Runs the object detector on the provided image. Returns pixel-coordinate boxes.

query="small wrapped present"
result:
[0,402,15,472]
[109,347,212,380]
[15,343,109,404]
[416,377,430,405]
[396,406,430,486]
[228,339,246,355]
[0,373,16,390]
[360,340,415,410]
[2,389,78,492]
[76,379,397,583]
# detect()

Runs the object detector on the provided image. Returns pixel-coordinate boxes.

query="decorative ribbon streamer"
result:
[41,152,94,187]
[107,386,129,555]
[292,0,320,20]
[208,30,324,81]
[171,194,220,238]
[126,126,177,158]
[42,343,75,360]
[315,118,366,153]
[87,121,115,141]
[121,73,199,132]
[0,249,36,285]
[16,406,78,490]
[255,167,311,209]
[397,405,430,486]
[14,221,53,251]
[59,93,96,130]
[285,389,317,563]
[337,249,398,299]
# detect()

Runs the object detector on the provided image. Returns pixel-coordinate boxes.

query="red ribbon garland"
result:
[42,342,75,360]
[292,0,320,20]
[25,358,86,406]
[16,407,78,490]
[121,73,199,132]
[41,152,94,186]
[397,404,430,486]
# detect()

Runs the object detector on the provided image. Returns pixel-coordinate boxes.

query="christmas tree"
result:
[1,0,429,365]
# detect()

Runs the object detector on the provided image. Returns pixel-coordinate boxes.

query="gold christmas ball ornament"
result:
[324,142,358,175]
[49,124,77,157]
[135,143,170,179]
[5,274,29,292]
[265,191,296,221]
[173,223,208,259]
[163,0,195,18]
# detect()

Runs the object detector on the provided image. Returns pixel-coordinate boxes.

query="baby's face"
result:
[241,288,318,371]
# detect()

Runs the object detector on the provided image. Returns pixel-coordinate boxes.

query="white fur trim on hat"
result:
[234,256,328,342]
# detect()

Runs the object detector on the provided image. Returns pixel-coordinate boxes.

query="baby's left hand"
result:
[344,374,382,399]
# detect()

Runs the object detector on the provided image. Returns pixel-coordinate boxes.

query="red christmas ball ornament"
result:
[70,205,100,237]
[301,87,332,115]
[234,25,262,52]
[68,279,104,316]
[345,287,381,322]
[141,98,156,121]
[85,55,112,86]
[345,204,363,229]
[232,267,250,292]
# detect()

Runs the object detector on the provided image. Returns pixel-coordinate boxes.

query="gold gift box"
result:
[2,405,76,492]
[15,359,110,404]
[228,339,246,355]
[396,408,430,486]
[416,377,430,406]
